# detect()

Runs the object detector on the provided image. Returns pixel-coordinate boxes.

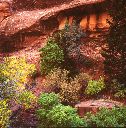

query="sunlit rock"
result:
[69,16,73,25]
[97,12,110,28]
[89,14,97,31]
[58,17,67,30]
[80,16,88,30]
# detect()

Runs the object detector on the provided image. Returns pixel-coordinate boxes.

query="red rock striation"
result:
[0,0,106,36]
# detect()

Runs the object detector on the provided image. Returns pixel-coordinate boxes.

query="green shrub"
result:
[114,89,126,98]
[40,39,64,75]
[47,104,87,128]
[38,93,60,110]
[111,79,126,98]
[16,91,37,110]
[53,20,85,53]
[0,100,12,128]
[0,57,36,99]
[85,77,105,95]
[86,107,126,127]
[36,93,61,128]
[36,93,87,128]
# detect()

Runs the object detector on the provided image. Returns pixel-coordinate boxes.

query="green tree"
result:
[102,0,126,85]
[52,20,86,76]
[86,107,126,127]
[40,39,64,75]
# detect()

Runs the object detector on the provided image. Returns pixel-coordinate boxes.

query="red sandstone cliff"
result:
[0,0,106,36]
[0,0,108,79]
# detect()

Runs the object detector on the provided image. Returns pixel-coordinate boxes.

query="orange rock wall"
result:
[59,12,110,31]
[58,16,73,30]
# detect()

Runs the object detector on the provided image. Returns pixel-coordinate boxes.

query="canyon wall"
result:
[58,1,110,31]
[0,1,109,53]
[58,12,110,31]
[12,0,74,10]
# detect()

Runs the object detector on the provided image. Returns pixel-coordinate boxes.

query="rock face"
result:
[0,0,106,36]
[0,1,11,22]
[59,11,110,31]
[0,0,108,54]
[12,0,73,10]
[75,100,123,117]
[0,0,111,85]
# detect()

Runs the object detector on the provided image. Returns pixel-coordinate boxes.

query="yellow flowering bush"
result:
[0,57,36,99]
[43,68,69,88]
[59,73,90,105]
[44,68,90,105]
[0,100,12,128]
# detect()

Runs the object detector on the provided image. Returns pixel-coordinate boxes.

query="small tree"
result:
[40,39,64,75]
[52,20,86,76]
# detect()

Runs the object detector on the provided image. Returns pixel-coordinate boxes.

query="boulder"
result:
[75,99,123,117]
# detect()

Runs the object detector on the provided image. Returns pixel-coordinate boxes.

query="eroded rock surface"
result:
[0,1,11,22]
[0,0,105,36]
[75,99,123,117]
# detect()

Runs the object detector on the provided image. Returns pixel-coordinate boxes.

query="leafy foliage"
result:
[86,107,126,127]
[38,92,60,110]
[16,91,37,109]
[44,68,90,105]
[36,93,87,128]
[40,39,64,75]
[85,77,105,95]
[53,20,85,52]
[0,81,17,100]
[43,68,69,93]
[52,20,86,76]
[102,0,126,85]
[0,100,12,128]
[59,73,90,105]
[47,104,87,128]
[0,57,36,99]
[36,93,61,128]
[37,93,126,128]
[111,79,126,98]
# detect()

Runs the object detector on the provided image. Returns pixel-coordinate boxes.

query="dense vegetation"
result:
[102,1,126,83]
[36,93,87,128]
[102,0,126,97]
[0,0,126,127]
[0,100,12,128]
[40,40,64,75]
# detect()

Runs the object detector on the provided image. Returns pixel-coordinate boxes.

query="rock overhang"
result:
[0,0,106,37]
